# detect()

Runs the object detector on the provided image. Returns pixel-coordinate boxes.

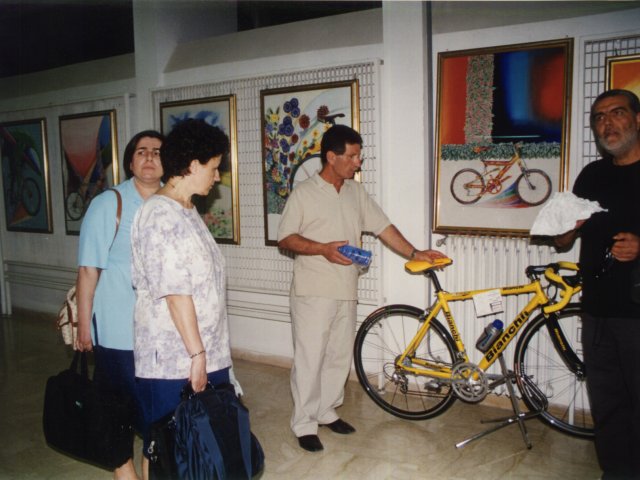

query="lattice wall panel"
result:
[582,35,640,167]
[153,62,381,301]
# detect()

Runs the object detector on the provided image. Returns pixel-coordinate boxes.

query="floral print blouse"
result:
[131,195,231,379]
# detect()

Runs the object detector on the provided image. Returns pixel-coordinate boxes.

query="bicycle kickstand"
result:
[455,355,541,449]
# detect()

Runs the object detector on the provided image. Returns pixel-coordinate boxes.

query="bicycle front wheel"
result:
[514,305,594,438]
[21,177,41,216]
[515,169,551,206]
[65,191,85,221]
[354,305,457,420]
[450,169,485,204]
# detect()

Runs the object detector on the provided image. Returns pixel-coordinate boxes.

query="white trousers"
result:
[289,292,357,437]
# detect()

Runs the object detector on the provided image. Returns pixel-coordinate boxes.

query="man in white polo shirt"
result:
[278,125,445,452]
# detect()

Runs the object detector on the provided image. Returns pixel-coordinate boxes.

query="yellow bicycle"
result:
[354,258,592,447]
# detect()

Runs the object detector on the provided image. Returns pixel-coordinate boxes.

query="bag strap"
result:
[70,351,89,380]
[107,188,122,246]
[91,188,122,349]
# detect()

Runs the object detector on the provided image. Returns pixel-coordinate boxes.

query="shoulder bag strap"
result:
[92,188,122,348]
[106,188,122,248]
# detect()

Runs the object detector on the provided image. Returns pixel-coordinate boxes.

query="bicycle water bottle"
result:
[475,319,504,353]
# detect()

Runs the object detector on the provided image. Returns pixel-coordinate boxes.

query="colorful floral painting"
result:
[0,119,52,233]
[434,39,573,236]
[59,111,118,235]
[160,95,239,245]
[261,80,359,245]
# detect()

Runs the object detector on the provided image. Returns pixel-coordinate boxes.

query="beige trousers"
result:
[289,292,357,437]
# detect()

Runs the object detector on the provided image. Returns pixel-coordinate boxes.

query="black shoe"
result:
[321,418,356,434]
[297,434,323,452]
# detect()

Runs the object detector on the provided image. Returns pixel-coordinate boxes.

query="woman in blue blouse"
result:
[76,130,163,479]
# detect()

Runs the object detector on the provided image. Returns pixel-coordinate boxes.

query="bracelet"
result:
[410,248,418,260]
[190,349,206,359]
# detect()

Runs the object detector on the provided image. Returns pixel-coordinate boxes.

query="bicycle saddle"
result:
[405,257,453,273]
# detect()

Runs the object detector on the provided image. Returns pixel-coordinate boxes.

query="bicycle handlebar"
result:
[540,261,582,314]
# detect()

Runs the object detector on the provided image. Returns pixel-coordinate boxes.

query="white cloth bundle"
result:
[530,191,607,236]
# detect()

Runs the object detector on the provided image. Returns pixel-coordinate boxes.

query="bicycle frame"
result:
[396,260,581,380]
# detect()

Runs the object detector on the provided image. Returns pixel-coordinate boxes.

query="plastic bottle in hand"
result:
[338,244,372,267]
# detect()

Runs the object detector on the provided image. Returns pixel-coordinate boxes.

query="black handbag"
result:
[42,351,134,470]
[148,412,179,480]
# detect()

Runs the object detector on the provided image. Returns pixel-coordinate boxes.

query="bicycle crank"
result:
[451,362,488,403]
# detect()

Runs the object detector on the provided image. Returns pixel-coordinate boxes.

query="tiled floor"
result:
[0,309,600,479]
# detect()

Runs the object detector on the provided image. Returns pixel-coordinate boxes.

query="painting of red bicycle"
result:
[59,110,119,235]
[434,39,573,236]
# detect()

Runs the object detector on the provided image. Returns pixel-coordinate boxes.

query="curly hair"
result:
[160,119,230,182]
[123,130,164,179]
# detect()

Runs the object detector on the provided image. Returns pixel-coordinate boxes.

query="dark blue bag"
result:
[174,383,264,480]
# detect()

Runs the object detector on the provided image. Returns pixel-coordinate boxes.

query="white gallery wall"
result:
[0,3,638,367]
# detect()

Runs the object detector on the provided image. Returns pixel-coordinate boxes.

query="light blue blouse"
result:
[77,178,142,350]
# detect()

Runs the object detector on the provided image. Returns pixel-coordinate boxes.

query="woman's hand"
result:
[189,354,207,392]
[75,324,93,352]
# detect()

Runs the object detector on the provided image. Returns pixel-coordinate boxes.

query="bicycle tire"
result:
[354,304,457,420]
[515,169,551,206]
[450,168,485,204]
[21,177,41,216]
[513,305,594,438]
[65,191,85,221]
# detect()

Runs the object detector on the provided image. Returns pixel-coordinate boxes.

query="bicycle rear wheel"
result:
[514,305,594,438]
[450,169,485,204]
[354,305,457,420]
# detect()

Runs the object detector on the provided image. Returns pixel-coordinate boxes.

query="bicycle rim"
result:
[515,169,551,206]
[514,306,594,438]
[450,169,484,204]
[354,305,457,420]
[21,177,41,216]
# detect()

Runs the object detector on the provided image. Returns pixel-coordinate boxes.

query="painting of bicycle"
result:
[433,39,573,236]
[0,118,52,233]
[59,110,119,234]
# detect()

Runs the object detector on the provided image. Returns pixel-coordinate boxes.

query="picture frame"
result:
[0,118,53,233]
[160,95,240,245]
[433,39,573,236]
[606,53,640,99]
[59,110,119,235]
[261,80,360,246]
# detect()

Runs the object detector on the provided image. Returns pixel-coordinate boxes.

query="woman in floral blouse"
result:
[131,119,231,478]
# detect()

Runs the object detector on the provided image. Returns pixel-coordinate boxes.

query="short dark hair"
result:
[590,89,640,128]
[320,125,362,165]
[123,130,164,179]
[160,119,230,182]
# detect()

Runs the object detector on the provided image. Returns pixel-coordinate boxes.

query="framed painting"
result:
[0,118,53,233]
[261,80,360,246]
[433,39,573,236]
[160,95,239,245]
[606,53,640,99]
[59,110,119,235]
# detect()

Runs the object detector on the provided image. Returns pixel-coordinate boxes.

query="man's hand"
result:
[611,232,640,262]
[412,249,448,264]
[323,240,352,265]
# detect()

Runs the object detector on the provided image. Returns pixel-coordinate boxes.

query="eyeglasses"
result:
[595,247,615,280]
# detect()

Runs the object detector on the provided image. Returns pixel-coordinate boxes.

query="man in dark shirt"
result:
[556,89,640,479]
